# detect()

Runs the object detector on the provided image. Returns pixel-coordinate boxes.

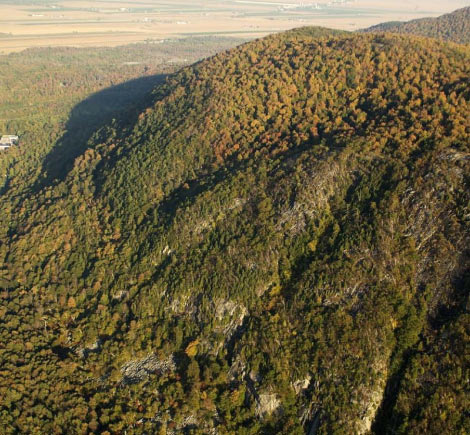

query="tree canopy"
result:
[0,29,469,434]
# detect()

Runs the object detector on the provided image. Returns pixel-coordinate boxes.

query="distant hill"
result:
[1,28,470,434]
[363,7,470,44]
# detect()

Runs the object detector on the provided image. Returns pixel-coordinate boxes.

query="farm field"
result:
[0,0,469,53]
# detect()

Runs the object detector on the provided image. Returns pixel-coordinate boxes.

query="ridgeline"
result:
[363,7,470,44]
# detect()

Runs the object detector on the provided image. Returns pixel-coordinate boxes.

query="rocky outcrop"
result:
[355,358,388,434]
[120,353,175,386]
[75,339,101,359]
[256,393,282,418]
[293,375,312,395]
[214,299,247,340]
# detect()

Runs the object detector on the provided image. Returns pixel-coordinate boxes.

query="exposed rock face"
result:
[132,412,199,434]
[293,375,312,395]
[355,358,388,435]
[214,299,247,340]
[169,293,198,317]
[249,371,262,384]
[75,339,101,359]
[162,245,173,256]
[120,354,175,385]
[256,393,282,418]
[276,158,347,235]
[358,385,386,435]
[112,289,128,301]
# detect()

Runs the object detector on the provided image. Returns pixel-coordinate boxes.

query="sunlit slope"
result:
[1,29,470,434]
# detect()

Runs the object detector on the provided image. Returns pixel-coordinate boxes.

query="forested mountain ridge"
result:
[362,7,470,44]
[1,29,470,434]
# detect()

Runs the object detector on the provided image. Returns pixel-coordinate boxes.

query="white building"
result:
[0,135,19,151]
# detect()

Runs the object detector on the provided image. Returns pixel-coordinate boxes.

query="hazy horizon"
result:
[0,0,469,53]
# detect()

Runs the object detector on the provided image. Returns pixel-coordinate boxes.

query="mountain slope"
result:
[363,7,470,44]
[1,29,470,434]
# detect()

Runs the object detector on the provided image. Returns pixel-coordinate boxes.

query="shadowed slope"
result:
[38,74,167,187]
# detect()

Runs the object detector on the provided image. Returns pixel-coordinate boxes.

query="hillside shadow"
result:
[37,73,167,189]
